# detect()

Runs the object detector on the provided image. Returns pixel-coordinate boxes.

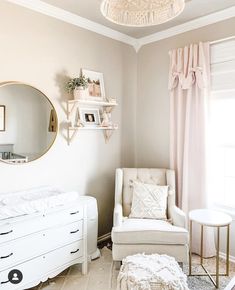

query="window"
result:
[208,39,235,209]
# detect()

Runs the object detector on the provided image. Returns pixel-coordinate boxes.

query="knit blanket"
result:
[117,253,189,290]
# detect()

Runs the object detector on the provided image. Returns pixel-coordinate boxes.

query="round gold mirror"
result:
[0,82,58,164]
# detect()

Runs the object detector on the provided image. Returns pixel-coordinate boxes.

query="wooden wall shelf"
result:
[66,99,118,145]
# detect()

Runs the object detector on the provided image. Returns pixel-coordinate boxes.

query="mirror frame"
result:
[0,81,58,165]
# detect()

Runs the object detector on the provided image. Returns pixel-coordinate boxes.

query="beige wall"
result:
[136,17,235,256]
[0,1,136,236]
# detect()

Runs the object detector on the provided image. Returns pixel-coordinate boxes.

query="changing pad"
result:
[0,186,80,220]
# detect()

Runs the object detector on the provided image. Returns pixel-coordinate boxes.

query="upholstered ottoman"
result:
[117,254,189,290]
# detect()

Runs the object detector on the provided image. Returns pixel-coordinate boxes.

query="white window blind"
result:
[211,39,235,92]
[208,39,235,209]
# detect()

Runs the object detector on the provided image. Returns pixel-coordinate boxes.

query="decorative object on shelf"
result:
[106,96,117,104]
[0,105,5,131]
[79,108,101,127]
[66,73,89,100]
[48,109,57,132]
[82,69,105,101]
[100,0,185,27]
[101,109,112,127]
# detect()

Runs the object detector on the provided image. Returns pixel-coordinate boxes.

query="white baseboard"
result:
[220,251,235,264]
[98,232,111,243]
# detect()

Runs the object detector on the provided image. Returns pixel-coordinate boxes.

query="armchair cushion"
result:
[129,182,168,220]
[112,218,188,245]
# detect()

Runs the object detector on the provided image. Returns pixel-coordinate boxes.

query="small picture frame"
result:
[79,108,101,127]
[82,69,105,101]
[0,105,6,131]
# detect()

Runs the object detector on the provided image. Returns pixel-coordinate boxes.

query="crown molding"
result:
[6,0,137,48]
[5,0,235,52]
[138,6,235,49]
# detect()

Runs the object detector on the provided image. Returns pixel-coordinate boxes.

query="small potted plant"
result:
[66,73,89,100]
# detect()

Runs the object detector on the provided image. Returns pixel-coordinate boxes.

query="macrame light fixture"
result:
[100,0,185,27]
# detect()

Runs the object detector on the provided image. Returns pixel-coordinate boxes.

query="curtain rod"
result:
[210,36,235,45]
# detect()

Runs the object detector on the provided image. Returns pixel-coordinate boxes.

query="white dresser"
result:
[0,201,88,289]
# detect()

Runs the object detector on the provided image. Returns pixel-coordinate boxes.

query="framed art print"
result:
[82,69,105,101]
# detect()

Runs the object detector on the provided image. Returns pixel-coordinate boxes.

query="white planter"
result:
[73,87,88,100]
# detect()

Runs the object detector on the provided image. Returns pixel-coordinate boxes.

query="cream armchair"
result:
[111,168,189,263]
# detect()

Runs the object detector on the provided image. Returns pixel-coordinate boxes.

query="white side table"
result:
[189,209,232,288]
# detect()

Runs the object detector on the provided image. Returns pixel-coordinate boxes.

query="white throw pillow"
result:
[129,182,168,219]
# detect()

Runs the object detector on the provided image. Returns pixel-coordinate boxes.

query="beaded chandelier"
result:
[100,0,185,27]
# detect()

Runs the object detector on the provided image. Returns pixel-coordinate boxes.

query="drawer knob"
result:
[70,229,80,234]
[70,211,79,215]
[70,249,79,254]
[0,230,13,236]
[0,253,13,259]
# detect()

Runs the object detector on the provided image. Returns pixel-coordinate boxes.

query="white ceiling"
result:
[43,0,235,38]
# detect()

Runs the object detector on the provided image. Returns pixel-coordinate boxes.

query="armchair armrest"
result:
[113,203,123,227]
[169,206,186,228]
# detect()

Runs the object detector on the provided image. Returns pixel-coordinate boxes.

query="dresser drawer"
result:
[0,204,83,244]
[0,241,83,290]
[0,221,83,271]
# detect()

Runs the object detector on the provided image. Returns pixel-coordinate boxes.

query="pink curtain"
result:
[169,42,215,257]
